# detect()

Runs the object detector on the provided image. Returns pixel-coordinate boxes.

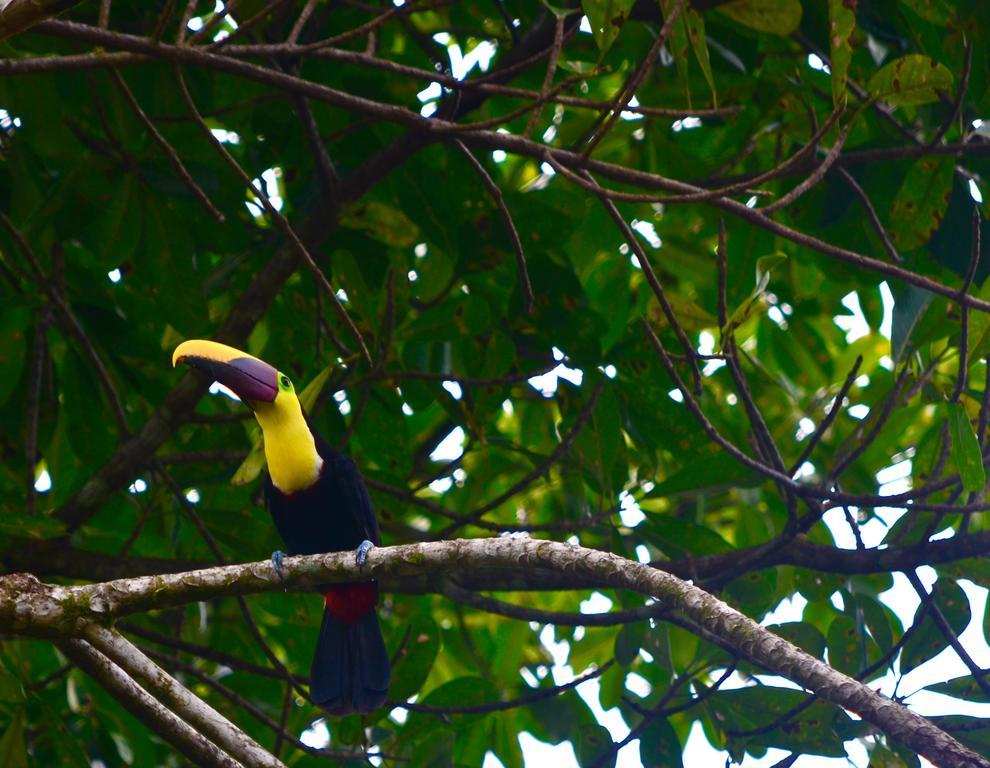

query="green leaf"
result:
[647,292,717,333]
[721,252,787,345]
[828,0,856,108]
[890,284,933,363]
[827,614,862,676]
[897,0,955,24]
[94,175,142,269]
[615,622,642,667]
[339,200,420,247]
[868,54,954,106]
[928,674,990,704]
[0,305,29,408]
[639,717,683,768]
[901,578,971,674]
[231,365,331,486]
[718,0,803,36]
[388,613,440,700]
[889,157,954,251]
[948,402,984,493]
[660,2,717,106]
[582,0,635,54]
[0,709,27,768]
[771,621,827,659]
[574,724,615,768]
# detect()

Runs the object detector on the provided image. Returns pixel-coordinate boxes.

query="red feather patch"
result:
[323,583,378,623]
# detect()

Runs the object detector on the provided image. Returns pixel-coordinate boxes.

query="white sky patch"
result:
[625,672,651,698]
[618,490,645,527]
[580,592,613,614]
[209,381,241,402]
[128,478,147,494]
[745,195,759,208]
[634,544,651,563]
[34,468,52,493]
[0,108,22,130]
[672,116,702,132]
[762,593,808,625]
[795,416,816,441]
[417,81,442,103]
[847,403,870,420]
[620,95,644,121]
[401,402,414,416]
[540,161,556,177]
[502,399,514,416]
[429,476,453,494]
[668,388,684,403]
[333,389,351,416]
[631,219,661,248]
[528,350,583,397]
[300,718,330,749]
[492,149,507,163]
[534,625,639,767]
[407,269,418,282]
[246,167,282,217]
[807,52,831,74]
[442,380,463,400]
[482,752,505,768]
[210,128,240,145]
[107,268,122,283]
[579,15,592,33]
[698,330,725,376]
[879,281,894,339]
[830,591,845,611]
[187,16,204,31]
[969,178,984,204]
[834,291,870,342]
[431,426,465,462]
[185,488,201,504]
[603,364,617,378]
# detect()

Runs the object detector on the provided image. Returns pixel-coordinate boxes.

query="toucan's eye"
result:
[280,375,291,389]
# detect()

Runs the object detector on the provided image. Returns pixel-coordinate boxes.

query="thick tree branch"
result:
[3,538,987,768]
[58,639,243,768]
[83,623,287,768]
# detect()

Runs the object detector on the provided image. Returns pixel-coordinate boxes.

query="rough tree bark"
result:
[2,537,987,768]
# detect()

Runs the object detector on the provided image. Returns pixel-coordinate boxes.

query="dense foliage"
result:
[1,0,990,765]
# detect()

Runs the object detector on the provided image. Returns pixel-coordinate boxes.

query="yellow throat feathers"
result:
[253,391,323,494]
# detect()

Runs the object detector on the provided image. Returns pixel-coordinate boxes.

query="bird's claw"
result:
[271,550,287,580]
[355,540,374,570]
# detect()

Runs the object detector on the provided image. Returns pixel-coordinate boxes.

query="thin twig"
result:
[109,68,225,222]
[454,140,533,312]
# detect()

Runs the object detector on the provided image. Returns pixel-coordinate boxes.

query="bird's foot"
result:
[271,550,287,580]
[355,540,374,570]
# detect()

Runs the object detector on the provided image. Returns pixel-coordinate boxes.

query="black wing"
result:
[330,454,381,546]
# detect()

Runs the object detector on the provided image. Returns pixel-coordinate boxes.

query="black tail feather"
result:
[310,609,390,714]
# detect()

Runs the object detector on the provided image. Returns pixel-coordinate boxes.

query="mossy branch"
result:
[2,537,986,768]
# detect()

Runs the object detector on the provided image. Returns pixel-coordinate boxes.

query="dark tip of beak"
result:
[183,356,279,403]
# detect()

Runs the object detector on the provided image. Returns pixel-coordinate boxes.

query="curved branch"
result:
[3,538,987,768]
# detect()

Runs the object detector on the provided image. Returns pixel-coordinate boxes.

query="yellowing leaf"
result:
[340,200,420,247]
[828,0,856,108]
[718,0,802,36]
[889,157,954,251]
[868,54,954,106]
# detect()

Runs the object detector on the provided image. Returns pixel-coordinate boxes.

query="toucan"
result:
[172,339,390,714]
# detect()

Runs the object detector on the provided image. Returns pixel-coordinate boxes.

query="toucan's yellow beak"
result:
[173,339,280,403]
